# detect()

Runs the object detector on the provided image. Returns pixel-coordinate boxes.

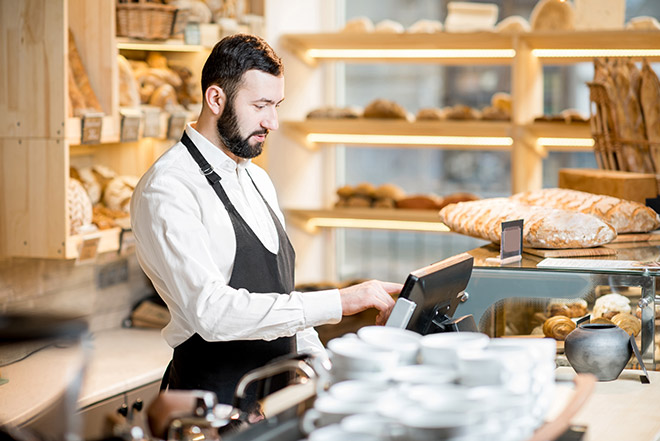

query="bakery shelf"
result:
[286,208,450,234]
[65,115,120,146]
[526,121,594,152]
[65,227,122,259]
[283,119,513,150]
[116,37,206,53]
[280,32,516,65]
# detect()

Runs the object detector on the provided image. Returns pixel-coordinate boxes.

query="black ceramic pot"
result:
[564,323,632,381]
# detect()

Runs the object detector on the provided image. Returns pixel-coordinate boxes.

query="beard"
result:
[216,99,266,159]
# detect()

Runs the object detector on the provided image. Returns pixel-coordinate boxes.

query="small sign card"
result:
[80,112,104,144]
[142,106,161,138]
[486,219,523,265]
[120,109,142,142]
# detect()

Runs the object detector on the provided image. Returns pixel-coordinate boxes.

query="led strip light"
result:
[307,133,513,147]
[307,217,450,233]
[306,48,516,59]
[533,49,660,58]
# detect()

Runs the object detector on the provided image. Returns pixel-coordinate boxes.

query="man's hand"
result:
[338,280,401,325]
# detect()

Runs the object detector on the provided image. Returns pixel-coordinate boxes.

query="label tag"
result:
[76,236,100,264]
[142,107,162,138]
[168,112,188,139]
[81,112,104,144]
[120,110,141,142]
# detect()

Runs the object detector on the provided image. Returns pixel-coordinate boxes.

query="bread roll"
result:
[548,299,588,318]
[590,317,614,326]
[375,19,404,33]
[481,105,510,121]
[510,188,660,233]
[626,16,660,30]
[530,0,575,31]
[437,192,479,209]
[593,293,631,319]
[495,15,530,33]
[397,194,443,210]
[307,106,362,119]
[68,178,93,235]
[445,105,480,120]
[543,316,575,341]
[103,175,139,213]
[71,166,102,205]
[438,198,617,249]
[415,107,446,121]
[117,55,141,108]
[408,19,443,33]
[363,99,411,120]
[374,183,406,201]
[149,84,179,109]
[491,92,512,114]
[342,17,374,33]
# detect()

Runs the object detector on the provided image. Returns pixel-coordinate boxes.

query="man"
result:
[130,34,401,408]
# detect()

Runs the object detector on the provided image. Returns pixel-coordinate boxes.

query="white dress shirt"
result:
[130,124,341,358]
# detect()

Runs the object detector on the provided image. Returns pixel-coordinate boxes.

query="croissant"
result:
[611,313,641,337]
[543,316,576,341]
[590,317,615,326]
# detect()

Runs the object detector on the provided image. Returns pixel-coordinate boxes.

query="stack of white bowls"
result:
[303,326,556,441]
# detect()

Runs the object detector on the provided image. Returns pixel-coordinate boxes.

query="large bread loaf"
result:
[438,198,616,249]
[510,188,660,233]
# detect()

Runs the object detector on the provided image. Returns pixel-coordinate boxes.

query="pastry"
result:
[543,316,576,341]
[547,299,588,318]
[363,99,411,120]
[611,313,641,337]
[438,198,617,249]
[491,92,512,114]
[593,293,631,320]
[415,107,446,121]
[375,19,404,33]
[408,19,443,33]
[480,105,509,121]
[342,17,374,33]
[495,15,530,33]
[510,188,660,233]
[530,0,575,31]
[590,317,614,325]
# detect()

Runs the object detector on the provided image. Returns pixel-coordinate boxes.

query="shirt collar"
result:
[184,123,251,174]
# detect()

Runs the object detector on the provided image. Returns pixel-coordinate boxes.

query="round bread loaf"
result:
[593,293,631,319]
[408,19,443,33]
[363,99,411,120]
[415,107,446,121]
[68,178,93,235]
[342,17,374,33]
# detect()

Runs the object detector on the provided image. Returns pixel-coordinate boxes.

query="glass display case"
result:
[459,244,659,368]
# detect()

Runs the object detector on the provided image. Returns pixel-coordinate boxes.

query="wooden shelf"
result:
[286,208,449,233]
[527,121,594,152]
[281,30,660,65]
[116,37,207,52]
[283,119,513,150]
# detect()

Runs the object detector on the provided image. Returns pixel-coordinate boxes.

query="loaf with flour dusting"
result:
[438,198,616,249]
[510,188,660,233]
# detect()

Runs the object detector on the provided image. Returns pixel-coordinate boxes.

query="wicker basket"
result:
[587,81,660,175]
[116,0,178,40]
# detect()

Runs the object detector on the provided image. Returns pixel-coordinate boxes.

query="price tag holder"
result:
[80,112,104,144]
[486,219,523,265]
[120,109,142,142]
[76,236,100,265]
[119,228,136,256]
[168,112,188,139]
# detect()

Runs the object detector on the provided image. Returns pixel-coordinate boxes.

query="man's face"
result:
[216,70,284,159]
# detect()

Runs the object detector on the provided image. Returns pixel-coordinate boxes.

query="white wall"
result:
[264,0,340,284]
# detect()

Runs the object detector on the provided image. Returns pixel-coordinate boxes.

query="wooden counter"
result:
[550,367,660,441]
[0,328,172,427]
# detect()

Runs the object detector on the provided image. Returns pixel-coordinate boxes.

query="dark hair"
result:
[201,33,283,101]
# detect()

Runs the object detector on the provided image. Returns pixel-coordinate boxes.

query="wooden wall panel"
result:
[0,0,66,139]
[1,138,67,258]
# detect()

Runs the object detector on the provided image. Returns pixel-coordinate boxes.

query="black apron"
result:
[160,132,296,408]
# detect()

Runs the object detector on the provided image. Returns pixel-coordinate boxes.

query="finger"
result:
[378,281,404,295]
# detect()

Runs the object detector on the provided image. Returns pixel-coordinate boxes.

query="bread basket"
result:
[116,0,182,40]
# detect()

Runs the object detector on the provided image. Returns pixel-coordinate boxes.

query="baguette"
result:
[68,29,102,113]
[438,198,616,249]
[641,59,660,172]
[511,188,660,233]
